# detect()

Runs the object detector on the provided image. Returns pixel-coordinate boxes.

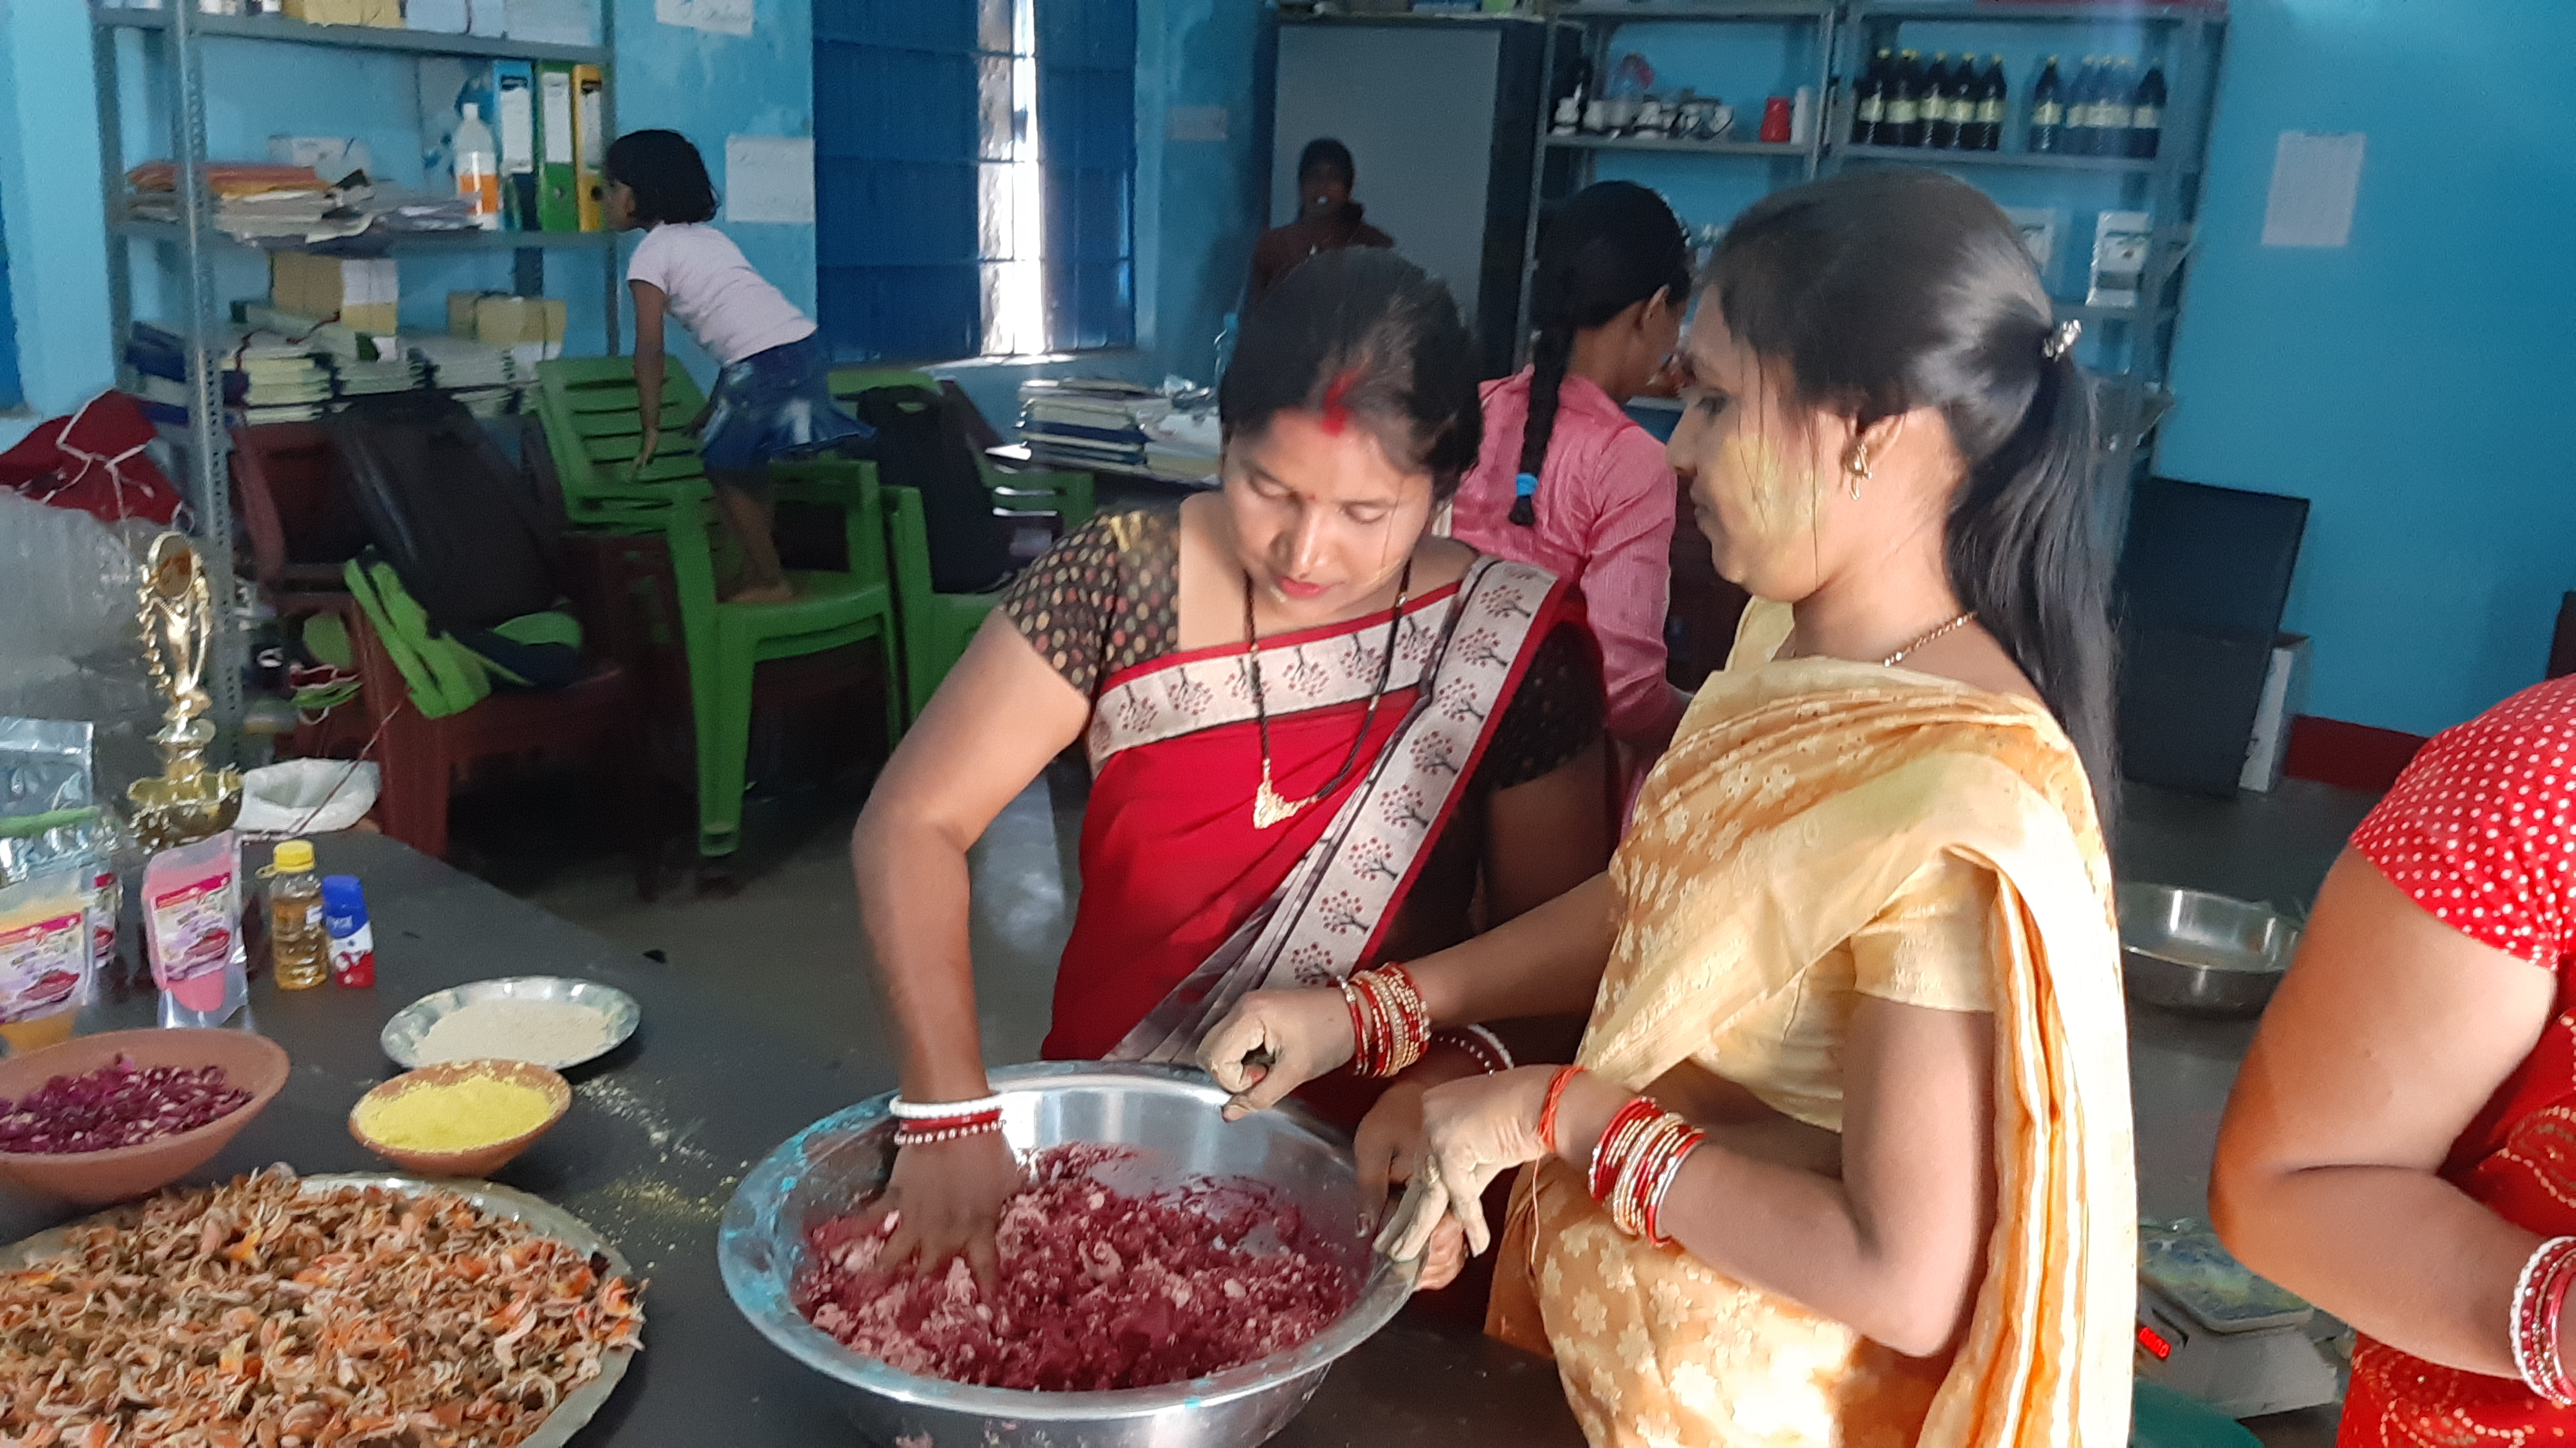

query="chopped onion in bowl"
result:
[0,1055,252,1155]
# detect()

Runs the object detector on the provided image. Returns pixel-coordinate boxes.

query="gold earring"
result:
[1845,443,1873,500]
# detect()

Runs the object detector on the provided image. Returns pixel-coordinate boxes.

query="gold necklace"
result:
[1245,560,1412,830]
[1882,611,1978,668]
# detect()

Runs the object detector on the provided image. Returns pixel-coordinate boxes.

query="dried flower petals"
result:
[795,1145,1356,1391]
[0,1167,644,1445]
[0,1054,251,1154]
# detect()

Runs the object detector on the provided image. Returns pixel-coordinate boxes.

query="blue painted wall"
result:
[2155,0,2576,737]
[0,0,116,441]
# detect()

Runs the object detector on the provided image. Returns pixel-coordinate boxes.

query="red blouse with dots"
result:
[2340,674,2576,1446]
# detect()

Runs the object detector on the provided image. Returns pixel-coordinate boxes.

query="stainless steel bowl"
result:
[719,1062,1418,1448]
[2119,883,2300,1016]
[381,975,641,1070]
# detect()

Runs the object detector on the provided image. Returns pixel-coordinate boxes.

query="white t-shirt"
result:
[625,222,815,366]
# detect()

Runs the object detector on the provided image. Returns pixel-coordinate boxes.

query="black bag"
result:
[851,385,1016,595]
[329,392,561,633]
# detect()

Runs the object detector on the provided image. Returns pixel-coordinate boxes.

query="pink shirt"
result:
[1453,368,1686,744]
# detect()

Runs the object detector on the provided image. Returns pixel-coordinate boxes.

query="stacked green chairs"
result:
[876,483,1008,724]
[533,357,899,861]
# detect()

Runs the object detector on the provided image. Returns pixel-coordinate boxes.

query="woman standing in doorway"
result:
[1203,171,2134,1446]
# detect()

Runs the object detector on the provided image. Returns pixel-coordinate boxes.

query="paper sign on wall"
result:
[725,136,814,225]
[1167,106,1229,142]
[2262,131,2365,248]
[655,0,753,37]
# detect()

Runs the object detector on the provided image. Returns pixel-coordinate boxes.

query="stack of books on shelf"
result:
[408,334,524,417]
[1017,379,1159,475]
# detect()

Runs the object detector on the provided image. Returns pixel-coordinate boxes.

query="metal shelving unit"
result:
[1510,0,2222,482]
[1831,0,2225,470]
[1515,1,1841,367]
[87,3,617,747]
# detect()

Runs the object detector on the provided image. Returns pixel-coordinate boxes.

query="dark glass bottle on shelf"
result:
[2098,58,2137,156]
[2130,58,2167,158]
[1976,54,2007,151]
[1887,49,1926,147]
[1852,48,1889,146]
[1946,55,1981,150]
[2066,56,2101,155]
[2028,55,2064,153]
[1925,53,1957,149]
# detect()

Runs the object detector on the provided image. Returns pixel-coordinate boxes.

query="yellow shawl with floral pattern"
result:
[1508,606,2134,1448]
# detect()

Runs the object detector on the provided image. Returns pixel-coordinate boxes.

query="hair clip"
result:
[2041,319,2083,362]
[1318,366,1361,435]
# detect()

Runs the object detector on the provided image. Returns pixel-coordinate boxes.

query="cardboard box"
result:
[470,293,567,360]
[272,253,398,336]
[284,0,397,23]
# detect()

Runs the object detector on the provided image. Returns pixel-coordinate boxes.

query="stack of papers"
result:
[1018,379,1157,474]
[1140,406,1220,483]
[409,334,524,417]
[125,161,368,244]
[232,337,336,423]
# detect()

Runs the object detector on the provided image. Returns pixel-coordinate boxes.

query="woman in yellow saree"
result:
[1199,170,2133,1447]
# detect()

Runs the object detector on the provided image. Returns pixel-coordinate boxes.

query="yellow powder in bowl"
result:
[357,1074,555,1152]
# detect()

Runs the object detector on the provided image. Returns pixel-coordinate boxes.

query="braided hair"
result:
[1511,182,1690,525]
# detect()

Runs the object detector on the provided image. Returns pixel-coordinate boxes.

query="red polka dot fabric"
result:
[2351,675,2576,971]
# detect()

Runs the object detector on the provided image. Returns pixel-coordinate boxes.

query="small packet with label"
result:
[144,831,250,1030]
[0,866,97,1056]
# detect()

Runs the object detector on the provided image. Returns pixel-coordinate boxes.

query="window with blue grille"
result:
[815,0,1135,362]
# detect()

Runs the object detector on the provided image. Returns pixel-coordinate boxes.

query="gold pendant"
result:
[1253,766,1311,830]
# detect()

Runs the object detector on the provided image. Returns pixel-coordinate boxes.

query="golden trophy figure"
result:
[126,533,242,851]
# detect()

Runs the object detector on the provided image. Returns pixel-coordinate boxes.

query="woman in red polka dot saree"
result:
[850,251,1613,1278]
[2218,675,2576,1443]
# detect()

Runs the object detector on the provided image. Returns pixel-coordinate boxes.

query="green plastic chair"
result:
[827,365,1094,531]
[534,356,723,526]
[533,357,898,860]
[879,483,1006,725]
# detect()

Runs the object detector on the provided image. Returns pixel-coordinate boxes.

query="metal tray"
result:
[2,1173,638,1448]
[382,975,641,1070]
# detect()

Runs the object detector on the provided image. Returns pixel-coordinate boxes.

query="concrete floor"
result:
[463,763,2381,1444]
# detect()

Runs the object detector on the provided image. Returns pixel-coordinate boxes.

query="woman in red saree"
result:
[2215,675,2576,1443]
[851,250,1611,1278]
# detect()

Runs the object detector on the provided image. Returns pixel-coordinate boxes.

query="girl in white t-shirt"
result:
[608,129,866,603]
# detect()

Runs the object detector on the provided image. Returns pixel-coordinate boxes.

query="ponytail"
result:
[1945,341,2118,823]
[1510,182,1691,528]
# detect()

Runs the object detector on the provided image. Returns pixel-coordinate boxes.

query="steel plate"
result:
[381,975,641,1071]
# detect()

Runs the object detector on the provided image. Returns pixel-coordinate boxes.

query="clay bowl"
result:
[0,1028,290,1206]
[349,1059,570,1178]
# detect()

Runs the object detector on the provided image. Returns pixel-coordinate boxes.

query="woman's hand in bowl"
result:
[1199,987,1356,1121]
[860,1131,1025,1287]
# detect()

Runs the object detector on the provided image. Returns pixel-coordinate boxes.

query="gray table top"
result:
[0,832,1582,1447]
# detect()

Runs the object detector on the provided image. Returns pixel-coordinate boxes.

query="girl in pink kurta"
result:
[1452,183,1693,806]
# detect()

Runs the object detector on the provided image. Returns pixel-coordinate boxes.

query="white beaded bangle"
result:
[1459,1024,1515,1072]
[890,1094,1005,1120]
[893,1118,1005,1147]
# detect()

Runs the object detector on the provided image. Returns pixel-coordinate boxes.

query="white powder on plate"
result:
[416,999,618,1067]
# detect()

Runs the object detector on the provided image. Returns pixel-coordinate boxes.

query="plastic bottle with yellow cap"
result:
[264,839,327,990]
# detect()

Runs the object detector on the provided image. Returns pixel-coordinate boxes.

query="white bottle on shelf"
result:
[454,102,502,231]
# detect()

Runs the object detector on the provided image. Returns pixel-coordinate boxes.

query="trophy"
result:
[126,533,242,851]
